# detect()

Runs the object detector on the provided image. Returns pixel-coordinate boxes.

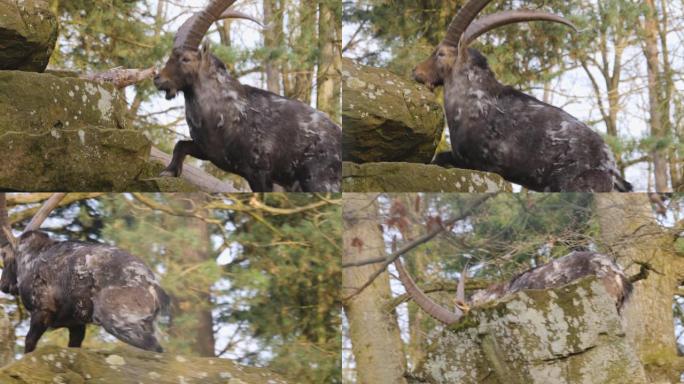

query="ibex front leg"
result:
[160,140,209,177]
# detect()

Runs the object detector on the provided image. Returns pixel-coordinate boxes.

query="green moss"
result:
[342,161,511,192]
[342,58,444,163]
[0,0,58,72]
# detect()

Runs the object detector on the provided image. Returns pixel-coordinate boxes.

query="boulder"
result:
[342,58,444,164]
[412,277,648,384]
[0,345,291,384]
[0,70,150,191]
[342,162,511,192]
[0,309,13,368]
[0,0,58,72]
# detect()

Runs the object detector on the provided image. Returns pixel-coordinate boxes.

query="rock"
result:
[342,58,444,164]
[342,162,511,192]
[0,0,58,72]
[0,70,150,191]
[413,277,648,384]
[0,345,291,384]
[0,309,13,367]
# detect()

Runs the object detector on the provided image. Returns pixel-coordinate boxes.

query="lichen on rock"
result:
[342,58,444,164]
[0,0,58,72]
[342,161,511,192]
[414,277,648,384]
[0,345,291,384]
[0,70,151,191]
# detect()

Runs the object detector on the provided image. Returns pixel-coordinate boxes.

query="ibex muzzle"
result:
[154,1,341,192]
[413,1,632,192]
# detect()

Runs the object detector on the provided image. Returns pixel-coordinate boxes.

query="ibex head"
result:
[154,0,262,99]
[413,0,576,90]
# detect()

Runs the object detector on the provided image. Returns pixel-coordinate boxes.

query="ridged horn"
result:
[463,10,577,46]
[394,256,462,325]
[441,0,494,47]
[217,9,264,28]
[174,0,238,50]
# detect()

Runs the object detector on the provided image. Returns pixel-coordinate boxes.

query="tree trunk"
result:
[287,0,316,103]
[263,0,282,93]
[595,193,684,382]
[169,195,216,357]
[316,0,341,123]
[642,0,669,192]
[342,194,408,384]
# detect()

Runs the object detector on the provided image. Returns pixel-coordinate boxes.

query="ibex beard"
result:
[0,231,168,353]
[413,2,632,192]
[154,0,341,192]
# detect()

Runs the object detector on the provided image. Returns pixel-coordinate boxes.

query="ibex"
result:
[413,0,632,192]
[395,251,632,325]
[0,195,168,353]
[154,1,341,192]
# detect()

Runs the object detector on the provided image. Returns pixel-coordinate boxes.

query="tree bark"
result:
[263,0,283,93]
[342,194,408,384]
[595,193,684,382]
[316,0,341,123]
[169,195,216,357]
[642,0,669,192]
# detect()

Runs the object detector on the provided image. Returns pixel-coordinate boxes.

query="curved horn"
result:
[463,10,577,46]
[394,257,462,325]
[174,0,238,50]
[442,0,494,47]
[218,9,264,28]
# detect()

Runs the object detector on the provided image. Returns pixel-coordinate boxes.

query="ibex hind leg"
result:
[297,158,340,192]
[93,287,163,352]
[564,170,614,192]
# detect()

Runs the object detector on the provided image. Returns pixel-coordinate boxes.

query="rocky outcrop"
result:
[342,162,511,192]
[0,345,291,384]
[0,309,13,368]
[0,70,150,191]
[0,0,58,72]
[342,58,444,164]
[412,277,648,384]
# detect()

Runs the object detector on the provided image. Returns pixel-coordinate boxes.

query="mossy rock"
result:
[416,277,648,384]
[0,0,58,72]
[0,70,151,191]
[0,345,291,384]
[342,161,511,192]
[342,58,444,164]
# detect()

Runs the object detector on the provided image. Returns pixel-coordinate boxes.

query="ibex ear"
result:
[200,40,211,60]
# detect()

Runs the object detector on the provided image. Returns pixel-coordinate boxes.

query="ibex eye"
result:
[181,57,191,63]
[437,52,445,57]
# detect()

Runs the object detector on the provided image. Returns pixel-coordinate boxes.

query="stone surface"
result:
[342,162,511,192]
[0,309,12,368]
[0,0,58,72]
[412,277,648,384]
[342,58,444,164]
[0,345,291,384]
[0,70,151,191]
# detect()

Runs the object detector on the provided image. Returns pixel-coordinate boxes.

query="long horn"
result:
[23,193,66,234]
[394,256,462,325]
[463,10,577,46]
[174,0,238,50]
[217,10,264,28]
[442,0,494,47]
